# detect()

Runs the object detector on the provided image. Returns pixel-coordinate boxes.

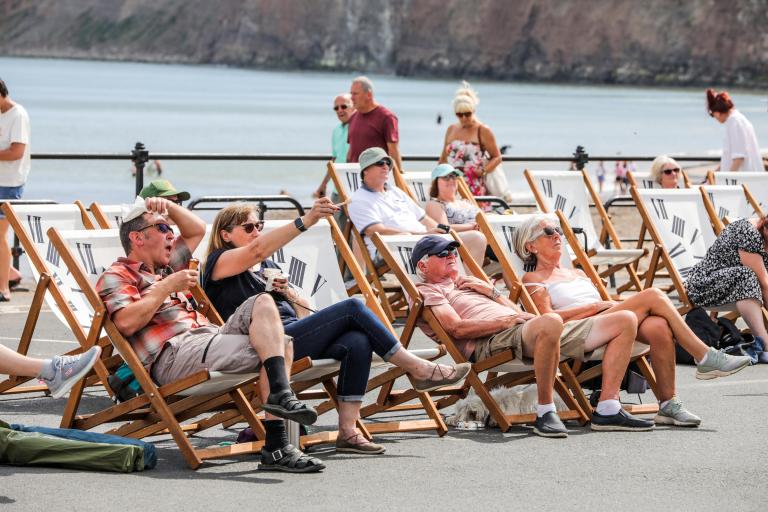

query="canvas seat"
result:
[699,184,763,235]
[525,169,646,294]
[708,171,768,215]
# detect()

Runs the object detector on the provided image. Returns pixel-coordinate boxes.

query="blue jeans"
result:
[285,298,402,402]
[0,185,24,219]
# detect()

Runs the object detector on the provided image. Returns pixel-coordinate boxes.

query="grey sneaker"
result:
[654,397,701,427]
[42,346,101,399]
[696,347,751,380]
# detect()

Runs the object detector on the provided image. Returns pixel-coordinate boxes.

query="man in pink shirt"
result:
[347,76,402,173]
[412,235,654,436]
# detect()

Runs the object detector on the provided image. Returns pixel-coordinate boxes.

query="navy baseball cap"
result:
[411,235,460,268]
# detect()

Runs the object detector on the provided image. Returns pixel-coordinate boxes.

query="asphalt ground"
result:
[1,282,767,512]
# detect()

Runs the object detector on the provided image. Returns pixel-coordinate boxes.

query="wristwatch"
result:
[437,223,450,234]
[294,217,307,232]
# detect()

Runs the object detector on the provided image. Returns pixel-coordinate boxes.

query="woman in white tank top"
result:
[512,214,752,426]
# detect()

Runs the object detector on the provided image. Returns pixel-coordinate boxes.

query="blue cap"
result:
[411,235,461,268]
[431,164,463,180]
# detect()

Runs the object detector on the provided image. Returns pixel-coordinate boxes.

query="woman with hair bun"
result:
[439,81,513,204]
[706,88,764,173]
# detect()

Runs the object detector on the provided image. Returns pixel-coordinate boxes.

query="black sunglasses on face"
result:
[333,104,349,111]
[137,222,173,234]
[433,248,458,258]
[455,112,472,118]
[374,160,391,168]
[662,168,681,175]
[540,226,563,237]
[236,221,265,234]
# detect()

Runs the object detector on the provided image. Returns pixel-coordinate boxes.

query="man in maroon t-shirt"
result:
[347,76,402,173]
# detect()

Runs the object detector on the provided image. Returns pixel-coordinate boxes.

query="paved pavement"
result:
[1,282,766,512]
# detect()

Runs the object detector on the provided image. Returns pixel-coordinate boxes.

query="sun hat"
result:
[139,179,190,201]
[358,147,392,175]
[431,164,464,180]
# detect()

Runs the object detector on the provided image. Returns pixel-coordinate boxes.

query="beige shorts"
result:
[473,317,594,364]
[151,293,292,385]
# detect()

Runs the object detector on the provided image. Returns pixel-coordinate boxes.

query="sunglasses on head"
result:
[236,221,265,234]
[432,248,458,258]
[137,222,173,234]
[539,226,563,237]
[662,168,681,175]
[333,104,349,111]
[455,111,472,118]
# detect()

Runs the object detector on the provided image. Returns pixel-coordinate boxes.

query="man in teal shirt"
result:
[314,93,355,199]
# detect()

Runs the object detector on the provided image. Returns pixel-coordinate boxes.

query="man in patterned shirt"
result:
[96,196,326,473]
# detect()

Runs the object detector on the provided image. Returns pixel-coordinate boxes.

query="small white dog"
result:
[445,384,568,428]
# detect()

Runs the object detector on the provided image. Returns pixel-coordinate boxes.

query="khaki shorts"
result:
[151,293,292,385]
[473,317,594,364]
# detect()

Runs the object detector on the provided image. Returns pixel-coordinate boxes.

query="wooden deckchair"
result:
[327,161,408,321]
[0,201,112,398]
[699,184,764,235]
[87,202,124,229]
[397,171,433,207]
[241,217,449,444]
[707,171,768,216]
[46,227,280,469]
[371,231,590,431]
[524,169,646,294]
[475,210,659,417]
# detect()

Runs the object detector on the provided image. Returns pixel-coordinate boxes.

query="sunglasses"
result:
[374,160,391,168]
[455,112,472,118]
[538,226,563,238]
[333,104,349,111]
[662,168,681,175]
[432,248,458,258]
[235,221,265,234]
[137,222,173,234]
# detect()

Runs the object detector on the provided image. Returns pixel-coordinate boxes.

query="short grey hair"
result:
[649,154,680,185]
[512,214,557,267]
[414,254,430,281]
[352,76,374,94]
[334,93,352,103]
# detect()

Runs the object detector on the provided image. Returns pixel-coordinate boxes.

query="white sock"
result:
[694,347,713,365]
[36,358,56,381]
[537,402,556,417]
[596,399,621,416]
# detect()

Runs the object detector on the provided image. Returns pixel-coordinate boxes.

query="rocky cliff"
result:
[1,0,766,87]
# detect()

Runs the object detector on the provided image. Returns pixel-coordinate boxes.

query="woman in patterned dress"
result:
[685,216,768,361]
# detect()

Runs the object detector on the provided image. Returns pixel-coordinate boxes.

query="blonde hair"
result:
[649,155,680,185]
[512,213,558,268]
[452,81,479,114]
[203,203,259,273]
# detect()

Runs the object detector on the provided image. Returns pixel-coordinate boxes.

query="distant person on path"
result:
[649,155,682,189]
[439,81,513,204]
[595,160,606,193]
[0,344,101,399]
[347,76,402,173]
[613,161,627,194]
[131,159,163,177]
[0,77,30,302]
[314,93,356,200]
[706,89,764,172]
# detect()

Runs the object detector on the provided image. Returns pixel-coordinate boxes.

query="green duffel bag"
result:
[0,421,145,473]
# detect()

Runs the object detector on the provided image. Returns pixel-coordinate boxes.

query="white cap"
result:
[121,196,148,222]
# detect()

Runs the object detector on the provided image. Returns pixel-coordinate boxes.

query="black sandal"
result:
[262,389,318,425]
[258,444,325,473]
[8,278,21,290]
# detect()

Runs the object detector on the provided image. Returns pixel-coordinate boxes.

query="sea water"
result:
[1,56,765,205]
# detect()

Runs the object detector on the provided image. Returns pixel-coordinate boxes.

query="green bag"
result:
[0,420,146,473]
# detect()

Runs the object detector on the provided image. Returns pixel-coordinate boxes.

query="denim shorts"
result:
[0,185,24,219]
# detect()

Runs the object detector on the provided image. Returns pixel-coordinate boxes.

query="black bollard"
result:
[573,145,589,171]
[132,142,150,197]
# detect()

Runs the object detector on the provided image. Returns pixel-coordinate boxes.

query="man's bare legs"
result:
[520,313,563,405]
[0,219,20,300]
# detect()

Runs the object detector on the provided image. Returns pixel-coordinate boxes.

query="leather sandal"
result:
[258,444,325,473]
[261,389,318,425]
[413,362,471,393]
[336,432,386,455]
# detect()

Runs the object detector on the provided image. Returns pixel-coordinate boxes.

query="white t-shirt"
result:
[721,109,763,173]
[0,103,31,187]
[348,184,426,257]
